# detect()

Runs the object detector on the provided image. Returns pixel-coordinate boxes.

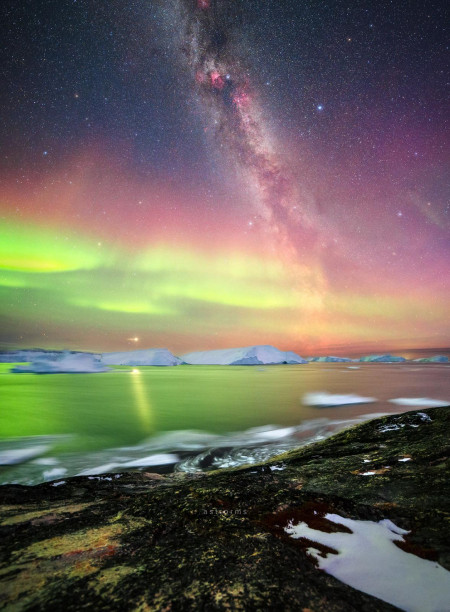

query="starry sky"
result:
[0,0,448,355]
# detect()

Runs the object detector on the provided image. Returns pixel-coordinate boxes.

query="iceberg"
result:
[309,356,353,362]
[0,349,67,363]
[11,352,110,374]
[181,345,308,365]
[413,355,449,363]
[101,348,182,366]
[359,354,406,362]
[284,351,308,364]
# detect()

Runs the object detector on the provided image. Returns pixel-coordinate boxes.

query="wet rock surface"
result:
[0,407,449,611]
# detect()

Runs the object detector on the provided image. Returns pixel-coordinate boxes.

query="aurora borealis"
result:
[0,0,448,355]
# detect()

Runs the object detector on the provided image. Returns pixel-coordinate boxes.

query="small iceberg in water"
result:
[303,392,376,407]
[0,445,50,465]
[389,398,448,408]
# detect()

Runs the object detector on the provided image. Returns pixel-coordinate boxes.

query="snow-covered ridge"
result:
[181,345,308,365]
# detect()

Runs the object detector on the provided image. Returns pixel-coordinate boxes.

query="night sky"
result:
[0,0,448,355]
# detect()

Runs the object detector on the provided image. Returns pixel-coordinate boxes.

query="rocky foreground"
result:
[1,407,449,611]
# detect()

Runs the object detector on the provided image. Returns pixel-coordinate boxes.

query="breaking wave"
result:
[0,413,389,485]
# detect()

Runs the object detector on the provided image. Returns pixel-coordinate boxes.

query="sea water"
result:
[0,363,448,484]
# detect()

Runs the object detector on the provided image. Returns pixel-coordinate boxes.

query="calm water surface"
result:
[1,363,448,484]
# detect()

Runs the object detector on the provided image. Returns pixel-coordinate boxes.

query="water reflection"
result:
[130,368,154,434]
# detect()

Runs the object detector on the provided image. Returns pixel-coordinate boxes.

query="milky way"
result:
[179,0,318,256]
[171,0,327,314]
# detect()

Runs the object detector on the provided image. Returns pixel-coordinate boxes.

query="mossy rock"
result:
[1,407,449,610]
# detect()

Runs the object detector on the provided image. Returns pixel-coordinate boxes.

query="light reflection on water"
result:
[130,368,154,434]
[0,363,448,484]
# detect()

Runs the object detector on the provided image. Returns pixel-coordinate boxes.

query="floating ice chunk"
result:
[120,453,179,467]
[249,426,296,440]
[285,513,450,612]
[77,463,120,476]
[43,467,67,481]
[128,430,219,452]
[303,392,376,407]
[32,457,60,466]
[389,398,448,408]
[52,481,66,487]
[0,445,50,465]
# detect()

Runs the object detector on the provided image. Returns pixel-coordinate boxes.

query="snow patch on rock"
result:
[285,513,450,612]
